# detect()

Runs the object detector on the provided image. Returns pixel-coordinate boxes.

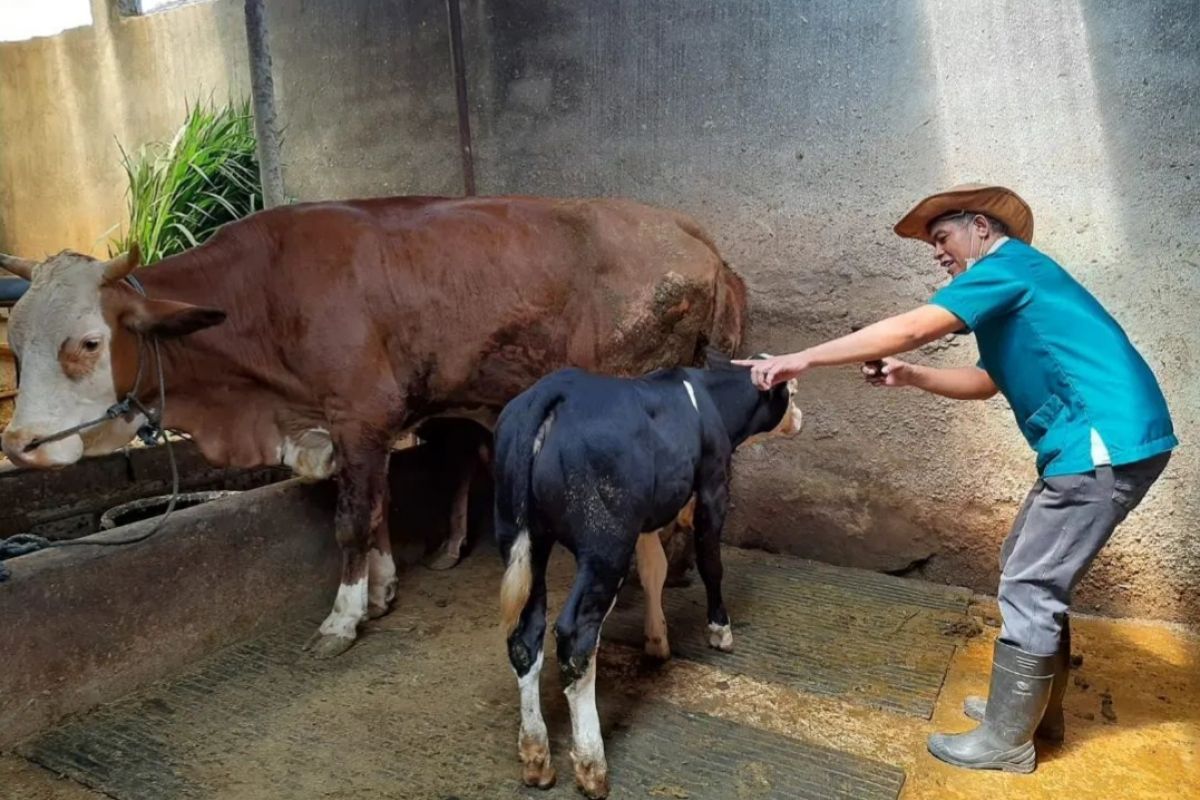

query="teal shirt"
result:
[930,238,1176,476]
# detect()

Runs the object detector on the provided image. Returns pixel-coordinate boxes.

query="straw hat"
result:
[894,183,1034,244]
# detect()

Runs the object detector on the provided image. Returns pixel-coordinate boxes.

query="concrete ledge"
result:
[0,442,288,541]
[0,479,340,749]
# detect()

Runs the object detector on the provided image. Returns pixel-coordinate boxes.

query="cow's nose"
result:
[1,427,37,466]
[1,427,81,469]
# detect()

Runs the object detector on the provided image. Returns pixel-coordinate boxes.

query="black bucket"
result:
[99,490,241,530]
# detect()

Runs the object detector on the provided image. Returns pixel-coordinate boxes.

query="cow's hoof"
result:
[303,631,356,659]
[572,758,609,799]
[707,622,734,652]
[519,739,556,789]
[643,636,671,662]
[368,601,392,620]
[423,541,463,571]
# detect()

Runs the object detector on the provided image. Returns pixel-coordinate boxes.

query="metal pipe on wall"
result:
[446,0,476,196]
[244,0,287,208]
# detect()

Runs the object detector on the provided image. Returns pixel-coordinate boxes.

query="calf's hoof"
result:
[519,739,557,790]
[303,631,356,659]
[572,757,609,799]
[707,622,734,652]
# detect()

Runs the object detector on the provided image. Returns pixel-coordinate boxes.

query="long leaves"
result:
[111,99,262,264]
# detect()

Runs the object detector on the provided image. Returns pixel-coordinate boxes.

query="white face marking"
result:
[317,576,368,640]
[281,427,337,479]
[636,532,670,659]
[564,654,605,772]
[769,379,804,437]
[682,380,699,412]
[707,621,734,652]
[2,255,127,465]
[367,548,398,613]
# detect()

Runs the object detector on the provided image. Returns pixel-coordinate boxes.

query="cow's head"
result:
[0,248,225,468]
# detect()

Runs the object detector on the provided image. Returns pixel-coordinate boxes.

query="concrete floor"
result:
[2,546,1196,800]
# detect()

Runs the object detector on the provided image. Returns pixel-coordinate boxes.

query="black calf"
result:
[495,357,801,798]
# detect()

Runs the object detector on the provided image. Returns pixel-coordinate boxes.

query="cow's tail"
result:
[497,381,565,635]
[499,532,534,636]
[710,260,748,356]
[672,214,748,359]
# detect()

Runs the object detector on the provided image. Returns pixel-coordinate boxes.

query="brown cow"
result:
[0,196,745,657]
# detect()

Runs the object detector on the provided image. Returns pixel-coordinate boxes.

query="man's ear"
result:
[121,296,227,338]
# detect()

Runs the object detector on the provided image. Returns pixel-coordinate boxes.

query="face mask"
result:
[962,221,982,270]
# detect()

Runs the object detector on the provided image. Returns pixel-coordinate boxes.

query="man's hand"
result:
[733,353,810,391]
[863,357,916,388]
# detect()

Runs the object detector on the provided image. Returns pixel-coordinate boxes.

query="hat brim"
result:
[894,185,1034,244]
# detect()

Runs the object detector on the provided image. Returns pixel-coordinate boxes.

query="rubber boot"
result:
[928,641,1055,773]
[963,618,1069,742]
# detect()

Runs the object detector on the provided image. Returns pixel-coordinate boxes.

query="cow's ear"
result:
[121,297,227,338]
[0,253,38,280]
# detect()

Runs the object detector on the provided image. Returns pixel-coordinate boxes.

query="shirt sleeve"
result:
[929,259,1028,333]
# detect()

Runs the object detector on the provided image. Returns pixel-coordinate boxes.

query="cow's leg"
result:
[694,469,733,652]
[504,532,556,789]
[425,449,477,570]
[368,481,398,618]
[305,431,389,658]
[636,530,670,660]
[556,550,629,800]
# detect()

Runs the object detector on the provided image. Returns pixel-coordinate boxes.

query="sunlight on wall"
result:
[918,0,1121,256]
[0,0,91,43]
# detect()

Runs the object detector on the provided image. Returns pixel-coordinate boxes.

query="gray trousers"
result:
[997,452,1171,655]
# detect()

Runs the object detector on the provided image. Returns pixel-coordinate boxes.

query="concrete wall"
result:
[1,1,1196,623]
[0,0,249,258]
[460,0,1200,625]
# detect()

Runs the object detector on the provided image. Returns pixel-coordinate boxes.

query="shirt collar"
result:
[984,235,1010,257]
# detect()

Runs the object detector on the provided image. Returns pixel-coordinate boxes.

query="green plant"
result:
[110,98,262,264]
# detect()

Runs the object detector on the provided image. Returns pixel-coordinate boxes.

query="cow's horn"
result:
[102,245,141,284]
[0,253,37,280]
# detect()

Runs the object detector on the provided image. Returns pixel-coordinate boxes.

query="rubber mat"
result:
[20,612,904,800]
[604,548,972,717]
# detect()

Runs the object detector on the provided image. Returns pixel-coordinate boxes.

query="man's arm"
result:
[737,305,964,389]
[868,360,998,400]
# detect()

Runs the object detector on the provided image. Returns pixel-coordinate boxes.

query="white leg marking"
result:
[318,576,368,639]
[682,380,699,411]
[368,548,398,614]
[565,654,606,778]
[637,532,670,659]
[517,650,548,749]
[707,621,734,652]
[516,648,556,787]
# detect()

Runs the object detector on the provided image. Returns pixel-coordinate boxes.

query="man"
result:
[738,183,1176,773]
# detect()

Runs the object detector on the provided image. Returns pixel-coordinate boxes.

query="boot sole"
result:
[927,741,1037,774]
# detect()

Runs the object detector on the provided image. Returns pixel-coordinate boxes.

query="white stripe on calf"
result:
[683,380,699,412]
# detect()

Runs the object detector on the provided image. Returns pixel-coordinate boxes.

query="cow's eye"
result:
[82,338,101,353]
